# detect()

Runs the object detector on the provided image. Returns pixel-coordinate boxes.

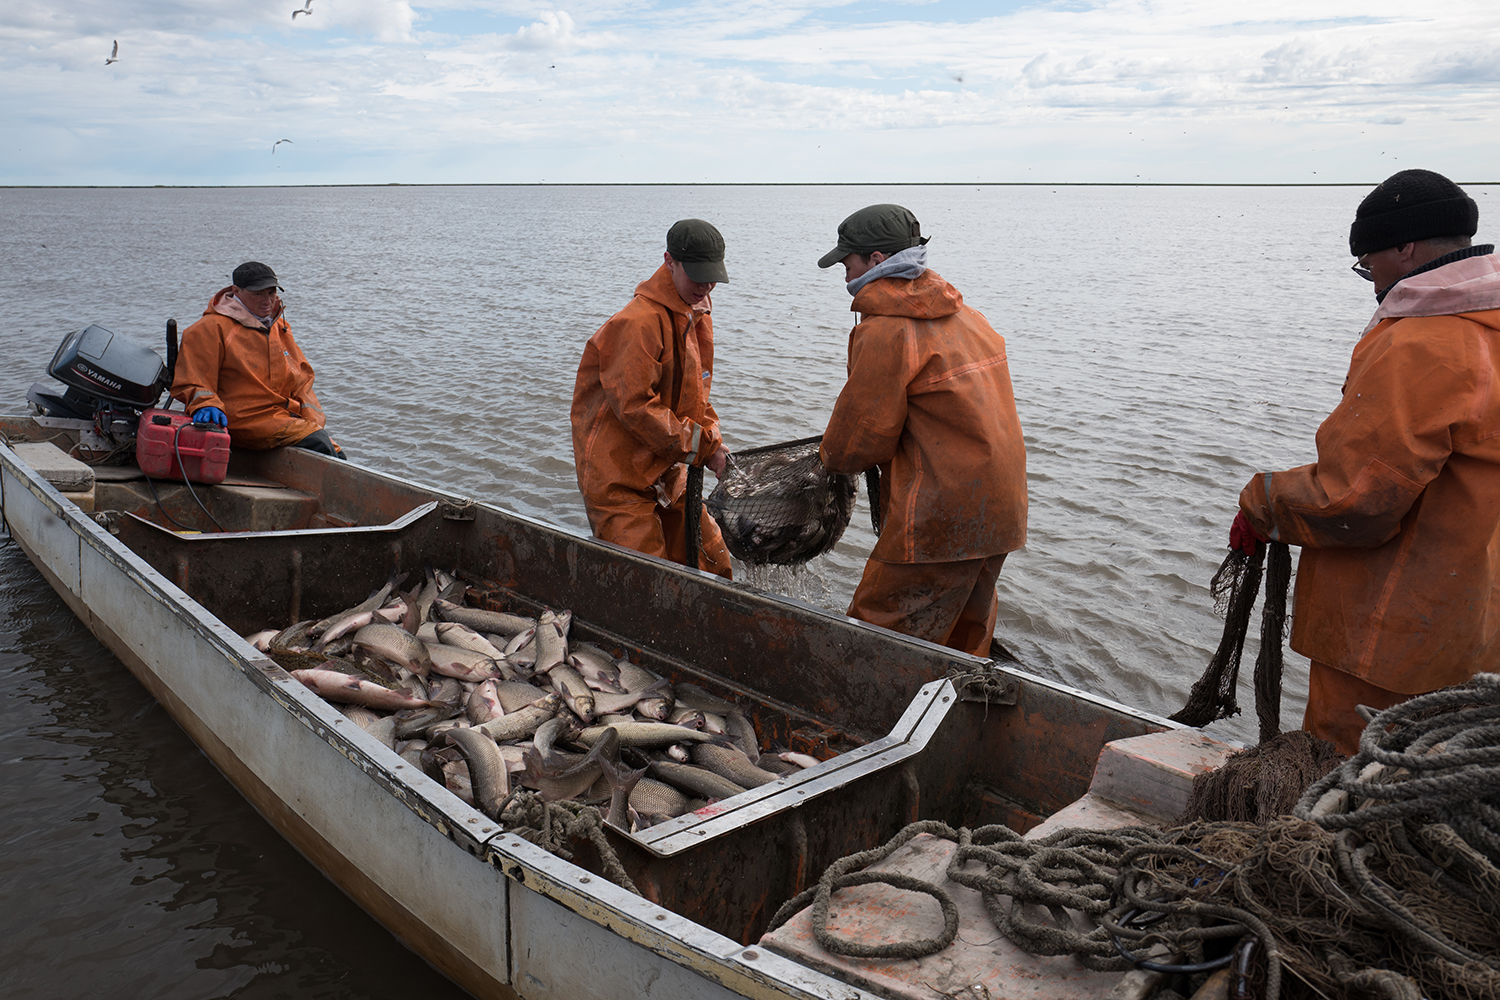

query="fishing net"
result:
[1178,729,1345,825]
[1172,541,1293,743]
[705,436,858,566]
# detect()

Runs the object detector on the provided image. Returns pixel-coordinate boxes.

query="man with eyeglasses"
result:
[170,261,344,458]
[1230,169,1500,754]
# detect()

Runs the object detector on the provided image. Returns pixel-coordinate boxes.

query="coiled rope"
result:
[773,675,1500,1000]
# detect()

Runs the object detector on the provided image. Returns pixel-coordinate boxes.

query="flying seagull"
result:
[292,0,314,19]
[105,40,119,65]
[273,139,293,154]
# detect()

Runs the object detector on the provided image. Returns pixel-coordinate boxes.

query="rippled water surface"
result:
[5,182,1490,996]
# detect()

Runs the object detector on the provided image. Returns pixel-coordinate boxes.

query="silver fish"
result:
[590,677,670,717]
[493,680,552,714]
[315,608,378,649]
[503,628,536,656]
[435,621,507,660]
[690,743,780,788]
[778,751,822,770]
[245,629,279,651]
[532,716,582,767]
[352,622,433,676]
[520,729,617,803]
[577,722,729,749]
[648,760,746,801]
[667,707,706,730]
[629,777,690,820]
[433,599,535,638]
[291,667,435,712]
[569,645,625,693]
[466,678,504,724]
[442,759,476,807]
[425,644,502,683]
[725,710,760,763]
[474,693,562,741]
[443,727,510,818]
[533,610,567,674]
[615,659,662,693]
[675,682,739,715]
[339,703,385,731]
[548,662,595,722]
[270,619,316,652]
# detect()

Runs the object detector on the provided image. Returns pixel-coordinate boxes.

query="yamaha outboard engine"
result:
[28,322,177,458]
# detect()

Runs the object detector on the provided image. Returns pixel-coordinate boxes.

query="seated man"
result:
[171,261,344,458]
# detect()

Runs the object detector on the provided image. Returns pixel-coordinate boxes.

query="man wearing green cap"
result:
[1232,168,1500,753]
[817,204,1028,657]
[570,219,734,578]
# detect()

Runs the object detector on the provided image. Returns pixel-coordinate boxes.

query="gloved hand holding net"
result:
[704,436,857,566]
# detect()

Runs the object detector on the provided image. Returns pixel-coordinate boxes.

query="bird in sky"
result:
[292,0,314,19]
[105,40,119,65]
[273,139,293,154]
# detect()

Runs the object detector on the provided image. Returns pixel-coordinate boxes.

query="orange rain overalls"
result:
[820,269,1028,657]
[570,264,732,579]
[1239,251,1500,752]
[170,287,328,451]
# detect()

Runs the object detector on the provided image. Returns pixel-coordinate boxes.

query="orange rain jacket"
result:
[1239,252,1500,694]
[170,287,327,450]
[820,269,1028,564]
[570,263,724,520]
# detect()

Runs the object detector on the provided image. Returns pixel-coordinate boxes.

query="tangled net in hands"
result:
[706,436,857,566]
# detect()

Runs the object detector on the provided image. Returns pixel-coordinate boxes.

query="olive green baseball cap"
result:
[818,204,928,268]
[667,219,729,283]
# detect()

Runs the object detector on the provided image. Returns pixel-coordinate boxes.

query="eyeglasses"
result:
[1351,257,1375,282]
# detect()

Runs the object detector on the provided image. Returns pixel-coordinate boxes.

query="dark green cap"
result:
[667,219,729,283]
[818,204,928,268]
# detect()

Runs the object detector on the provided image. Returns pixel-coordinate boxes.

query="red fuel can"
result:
[135,408,231,484]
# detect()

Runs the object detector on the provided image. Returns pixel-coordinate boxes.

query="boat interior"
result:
[3,417,1191,957]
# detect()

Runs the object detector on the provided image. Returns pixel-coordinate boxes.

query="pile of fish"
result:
[247,567,823,833]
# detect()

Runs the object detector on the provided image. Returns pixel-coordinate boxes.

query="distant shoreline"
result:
[4,181,1497,190]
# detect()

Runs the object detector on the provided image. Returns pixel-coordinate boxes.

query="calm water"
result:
[5,183,1489,997]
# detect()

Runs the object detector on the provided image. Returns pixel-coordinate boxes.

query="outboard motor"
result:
[28,322,176,458]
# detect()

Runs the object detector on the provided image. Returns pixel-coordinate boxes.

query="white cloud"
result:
[0,0,1496,184]
[503,10,576,51]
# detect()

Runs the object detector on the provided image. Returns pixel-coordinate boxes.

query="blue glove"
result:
[191,406,228,428]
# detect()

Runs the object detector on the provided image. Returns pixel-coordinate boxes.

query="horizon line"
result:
[5,181,1498,190]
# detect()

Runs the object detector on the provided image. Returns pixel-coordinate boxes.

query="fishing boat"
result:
[1,404,1229,1000]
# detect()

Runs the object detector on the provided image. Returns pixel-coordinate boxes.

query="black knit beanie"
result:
[1349,169,1479,256]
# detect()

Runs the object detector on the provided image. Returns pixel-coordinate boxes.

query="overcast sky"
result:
[3,0,1497,186]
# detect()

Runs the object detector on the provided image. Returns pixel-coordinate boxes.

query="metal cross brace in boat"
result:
[629,678,962,857]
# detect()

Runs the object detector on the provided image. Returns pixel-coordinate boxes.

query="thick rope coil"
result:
[766,820,961,959]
